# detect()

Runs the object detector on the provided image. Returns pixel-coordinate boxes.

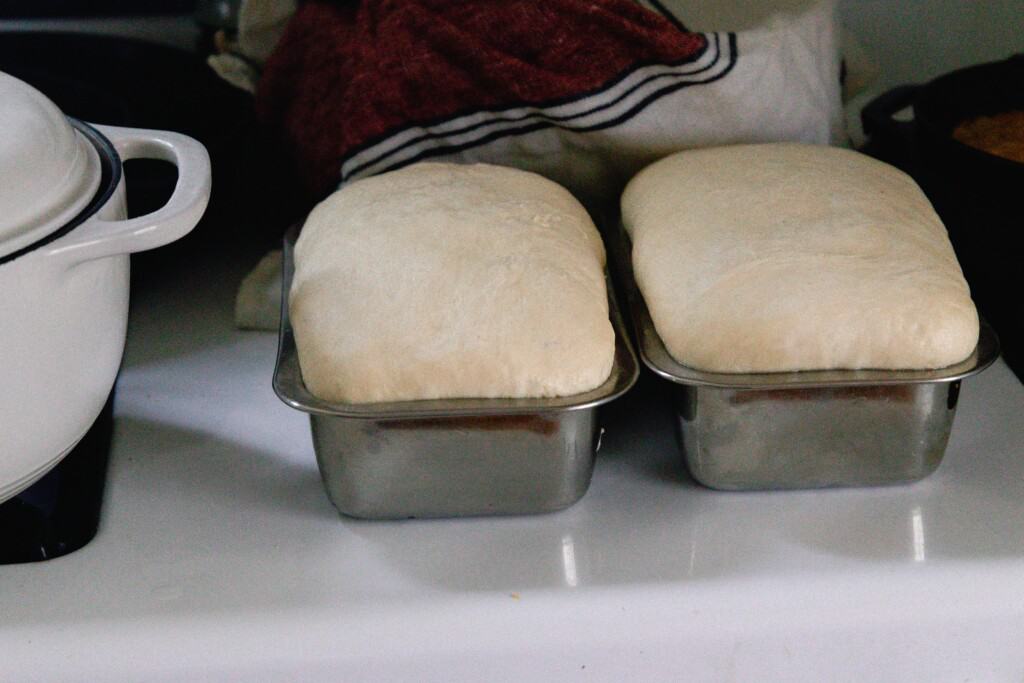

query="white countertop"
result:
[3,251,1024,681]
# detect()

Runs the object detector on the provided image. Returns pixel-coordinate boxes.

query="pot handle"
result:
[860,85,920,142]
[46,124,211,263]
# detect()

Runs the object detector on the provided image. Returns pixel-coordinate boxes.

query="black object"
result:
[0,2,196,19]
[861,54,1024,381]
[0,394,114,564]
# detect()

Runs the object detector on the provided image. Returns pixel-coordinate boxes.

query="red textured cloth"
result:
[257,0,705,200]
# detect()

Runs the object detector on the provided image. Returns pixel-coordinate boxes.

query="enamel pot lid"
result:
[0,71,101,259]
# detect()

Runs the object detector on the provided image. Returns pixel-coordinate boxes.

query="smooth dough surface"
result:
[621,143,979,372]
[291,162,614,403]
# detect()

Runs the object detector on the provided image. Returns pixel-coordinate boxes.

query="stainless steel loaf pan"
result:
[274,228,639,519]
[610,225,1000,491]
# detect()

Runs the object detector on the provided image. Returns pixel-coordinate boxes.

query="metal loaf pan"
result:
[274,227,639,519]
[609,224,1000,491]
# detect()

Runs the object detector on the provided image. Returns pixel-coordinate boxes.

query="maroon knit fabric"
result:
[257,0,705,199]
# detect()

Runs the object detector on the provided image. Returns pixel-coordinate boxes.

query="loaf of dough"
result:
[621,143,979,372]
[290,162,614,403]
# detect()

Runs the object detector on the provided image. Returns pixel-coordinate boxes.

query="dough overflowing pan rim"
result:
[275,225,639,418]
[289,162,618,404]
[620,143,983,376]
[610,223,999,389]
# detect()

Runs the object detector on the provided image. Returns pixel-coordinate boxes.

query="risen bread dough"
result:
[290,162,614,403]
[621,144,979,372]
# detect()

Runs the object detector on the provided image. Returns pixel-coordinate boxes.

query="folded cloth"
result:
[235,250,283,330]
[208,0,299,94]
[257,0,842,210]
[238,0,843,330]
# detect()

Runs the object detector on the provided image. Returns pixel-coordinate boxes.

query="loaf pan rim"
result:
[273,224,639,420]
[610,221,1000,390]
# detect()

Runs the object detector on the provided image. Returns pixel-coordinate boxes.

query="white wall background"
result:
[660,0,1023,142]
[838,0,1024,141]
[663,0,1023,82]
[837,0,1023,87]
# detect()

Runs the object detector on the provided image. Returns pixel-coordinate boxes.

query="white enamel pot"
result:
[0,120,211,503]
